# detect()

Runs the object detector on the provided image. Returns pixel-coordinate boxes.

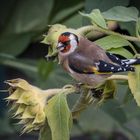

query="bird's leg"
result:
[75,82,84,88]
[91,88,103,99]
[74,82,104,98]
[73,83,91,92]
[90,81,106,99]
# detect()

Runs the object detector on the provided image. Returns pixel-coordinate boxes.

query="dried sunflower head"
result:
[5,78,46,133]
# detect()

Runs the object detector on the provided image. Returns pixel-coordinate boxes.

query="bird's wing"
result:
[68,37,134,74]
[68,52,99,74]
[68,52,134,74]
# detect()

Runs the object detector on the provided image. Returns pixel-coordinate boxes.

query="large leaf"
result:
[84,0,129,25]
[71,89,93,119]
[95,35,132,50]
[45,93,72,140]
[116,2,139,37]
[0,54,37,72]
[95,35,134,58]
[118,2,140,37]
[39,122,52,140]
[49,0,84,24]
[128,65,140,106]
[100,100,127,124]
[108,48,133,59]
[0,0,53,56]
[50,2,84,24]
[119,22,136,36]
[72,100,136,140]
[4,0,53,34]
[38,65,73,89]
[102,6,139,22]
[0,33,34,56]
[38,59,54,80]
[136,18,140,37]
[130,0,140,10]
[125,118,140,140]
[80,9,107,29]
[0,0,16,31]
[63,12,83,28]
[85,0,129,13]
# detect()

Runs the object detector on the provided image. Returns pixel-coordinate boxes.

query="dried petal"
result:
[5,88,23,101]
[21,107,35,119]
[16,92,37,105]
[14,104,26,116]
[33,111,45,124]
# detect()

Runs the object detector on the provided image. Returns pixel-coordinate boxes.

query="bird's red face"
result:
[57,32,79,54]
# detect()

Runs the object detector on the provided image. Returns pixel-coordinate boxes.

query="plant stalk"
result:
[107,75,128,80]
[77,25,140,42]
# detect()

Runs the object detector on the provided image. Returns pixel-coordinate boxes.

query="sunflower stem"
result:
[77,25,140,43]
[107,75,128,81]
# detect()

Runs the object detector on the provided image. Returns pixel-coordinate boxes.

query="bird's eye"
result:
[63,41,70,45]
[61,45,71,53]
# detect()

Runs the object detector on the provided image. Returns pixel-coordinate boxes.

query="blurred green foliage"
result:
[1,0,140,140]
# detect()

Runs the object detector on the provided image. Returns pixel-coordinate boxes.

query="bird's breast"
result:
[61,58,108,87]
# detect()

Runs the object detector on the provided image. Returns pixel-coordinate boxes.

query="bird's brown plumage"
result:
[57,33,137,86]
[59,37,112,87]
[68,37,112,74]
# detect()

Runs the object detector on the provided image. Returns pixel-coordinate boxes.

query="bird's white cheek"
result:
[70,40,77,48]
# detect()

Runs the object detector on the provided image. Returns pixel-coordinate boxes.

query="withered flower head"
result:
[5,78,46,133]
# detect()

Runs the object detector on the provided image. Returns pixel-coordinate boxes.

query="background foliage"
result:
[1,0,140,140]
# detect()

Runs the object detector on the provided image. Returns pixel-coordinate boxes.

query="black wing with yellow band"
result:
[68,52,135,74]
[68,53,97,74]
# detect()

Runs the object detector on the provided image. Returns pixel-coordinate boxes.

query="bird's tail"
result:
[122,58,140,65]
[106,52,140,72]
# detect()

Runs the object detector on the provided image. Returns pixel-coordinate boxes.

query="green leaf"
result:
[130,0,140,17]
[84,0,129,25]
[39,122,52,140]
[49,0,84,24]
[102,6,139,22]
[4,0,53,34]
[119,22,136,36]
[71,89,93,119]
[95,35,134,58]
[95,35,132,50]
[136,18,140,37]
[0,33,34,56]
[45,93,72,140]
[0,0,54,56]
[72,100,136,140]
[38,59,54,80]
[80,9,107,29]
[128,65,140,106]
[108,48,133,59]
[85,0,129,13]
[0,54,37,73]
[100,100,127,123]
[50,2,84,25]
[63,13,83,28]
[122,88,133,105]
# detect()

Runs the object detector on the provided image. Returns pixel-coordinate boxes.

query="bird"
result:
[56,32,140,87]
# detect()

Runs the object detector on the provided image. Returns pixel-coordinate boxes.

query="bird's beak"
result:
[57,43,65,51]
